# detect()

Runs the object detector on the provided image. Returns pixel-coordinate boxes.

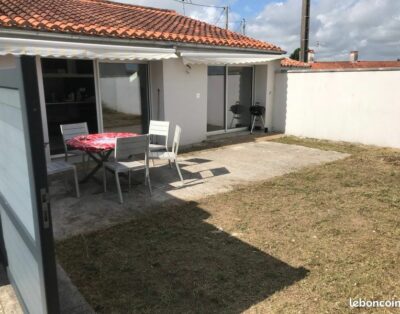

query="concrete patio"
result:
[51,138,349,240]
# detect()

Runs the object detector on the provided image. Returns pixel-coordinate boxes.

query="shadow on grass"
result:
[57,201,309,313]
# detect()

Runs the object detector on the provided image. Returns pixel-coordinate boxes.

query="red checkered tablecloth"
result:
[67,132,139,153]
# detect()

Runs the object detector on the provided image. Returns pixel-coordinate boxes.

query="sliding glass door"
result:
[207,66,253,134]
[41,59,98,155]
[227,67,253,130]
[39,59,150,157]
[98,63,149,134]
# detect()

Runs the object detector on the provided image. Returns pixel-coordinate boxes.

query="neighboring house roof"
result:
[280,58,311,68]
[0,0,284,53]
[310,61,400,70]
[280,59,400,70]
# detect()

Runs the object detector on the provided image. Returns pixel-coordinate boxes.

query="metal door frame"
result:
[0,56,60,313]
[206,65,255,136]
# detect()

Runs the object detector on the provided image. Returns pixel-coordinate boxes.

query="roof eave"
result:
[0,28,285,55]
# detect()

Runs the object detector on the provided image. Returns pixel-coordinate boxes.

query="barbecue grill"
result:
[229,102,245,128]
[250,103,266,134]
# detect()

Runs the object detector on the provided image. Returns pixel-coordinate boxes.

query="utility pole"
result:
[225,6,229,30]
[300,0,311,62]
[242,18,246,35]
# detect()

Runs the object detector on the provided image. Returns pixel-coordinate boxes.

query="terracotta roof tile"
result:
[280,59,400,70]
[280,58,311,68]
[310,61,400,70]
[0,0,284,52]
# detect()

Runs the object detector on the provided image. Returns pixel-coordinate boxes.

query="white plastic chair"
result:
[149,125,184,184]
[103,135,151,204]
[60,122,89,163]
[148,120,170,152]
[47,160,80,198]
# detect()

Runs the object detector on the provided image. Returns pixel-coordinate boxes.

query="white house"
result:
[0,0,286,158]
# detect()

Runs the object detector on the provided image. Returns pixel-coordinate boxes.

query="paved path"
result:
[0,264,22,314]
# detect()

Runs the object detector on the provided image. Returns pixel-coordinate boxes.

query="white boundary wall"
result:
[273,70,400,148]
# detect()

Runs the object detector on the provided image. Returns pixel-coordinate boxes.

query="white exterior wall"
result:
[162,58,208,145]
[151,58,278,146]
[254,60,280,130]
[273,70,400,148]
[272,72,288,132]
[265,60,280,129]
[254,65,268,128]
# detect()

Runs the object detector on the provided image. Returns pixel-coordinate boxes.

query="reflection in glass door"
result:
[227,67,253,130]
[99,63,149,134]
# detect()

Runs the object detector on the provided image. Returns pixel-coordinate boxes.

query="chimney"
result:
[307,49,315,63]
[350,51,359,63]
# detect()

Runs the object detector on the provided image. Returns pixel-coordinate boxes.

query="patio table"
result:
[67,132,138,183]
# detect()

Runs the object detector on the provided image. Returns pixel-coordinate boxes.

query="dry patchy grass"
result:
[57,137,400,313]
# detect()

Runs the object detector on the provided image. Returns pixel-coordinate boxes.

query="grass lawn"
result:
[57,137,400,313]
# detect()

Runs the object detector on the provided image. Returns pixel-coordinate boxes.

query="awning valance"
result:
[180,51,283,65]
[0,37,178,61]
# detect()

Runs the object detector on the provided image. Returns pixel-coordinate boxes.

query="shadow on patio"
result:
[50,157,231,240]
[57,201,309,313]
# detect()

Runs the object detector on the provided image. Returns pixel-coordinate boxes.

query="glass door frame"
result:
[94,59,151,135]
[206,65,256,136]
[37,58,152,160]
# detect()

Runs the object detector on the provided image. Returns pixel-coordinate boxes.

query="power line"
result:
[173,0,230,30]
[234,19,246,34]
[182,1,186,15]
[172,0,226,10]
[214,8,226,26]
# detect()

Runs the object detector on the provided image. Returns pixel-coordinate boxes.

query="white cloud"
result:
[247,0,400,60]
[113,0,400,60]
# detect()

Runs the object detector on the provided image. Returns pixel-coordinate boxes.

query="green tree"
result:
[290,48,301,61]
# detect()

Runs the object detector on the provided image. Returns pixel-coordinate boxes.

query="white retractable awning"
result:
[0,37,178,61]
[180,51,283,65]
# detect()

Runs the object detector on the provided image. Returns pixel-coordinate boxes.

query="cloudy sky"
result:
[115,0,400,61]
